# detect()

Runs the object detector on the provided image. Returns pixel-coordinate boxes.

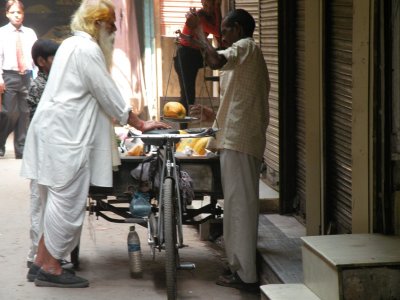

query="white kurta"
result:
[21,31,131,188]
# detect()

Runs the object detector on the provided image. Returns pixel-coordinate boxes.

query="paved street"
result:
[0,136,260,300]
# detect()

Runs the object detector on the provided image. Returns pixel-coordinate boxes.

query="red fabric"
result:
[179,6,220,48]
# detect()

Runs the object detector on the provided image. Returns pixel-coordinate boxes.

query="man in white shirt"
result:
[0,0,37,158]
[21,0,168,288]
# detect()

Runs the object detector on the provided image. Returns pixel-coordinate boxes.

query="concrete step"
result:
[260,284,320,300]
[216,179,279,213]
[258,214,305,284]
[259,180,279,213]
[301,234,400,300]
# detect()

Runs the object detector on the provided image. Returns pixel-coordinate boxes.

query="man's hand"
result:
[127,111,170,132]
[185,7,200,29]
[178,31,208,49]
[140,120,171,133]
[190,104,215,122]
[0,80,5,94]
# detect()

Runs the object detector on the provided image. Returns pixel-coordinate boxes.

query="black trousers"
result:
[173,45,204,113]
[0,70,31,156]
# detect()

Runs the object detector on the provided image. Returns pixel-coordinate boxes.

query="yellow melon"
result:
[163,101,186,119]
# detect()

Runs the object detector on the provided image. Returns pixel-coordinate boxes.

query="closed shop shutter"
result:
[235,0,261,44]
[295,0,306,219]
[160,0,202,36]
[325,0,353,233]
[260,0,279,189]
[235,0,280,189]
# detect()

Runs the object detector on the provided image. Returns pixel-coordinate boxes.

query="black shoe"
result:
[221,267,233,276]
[59,259,75,270]
[216,272,259,293]
[34,269,89,288]
[0,147,4,157]
[27,263,76,282]
[15,153,22,159]
[27,263,41,282]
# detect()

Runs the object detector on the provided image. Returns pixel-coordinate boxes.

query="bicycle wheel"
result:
[163,177,178,299]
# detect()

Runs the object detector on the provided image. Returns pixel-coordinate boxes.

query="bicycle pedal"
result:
[179,262,196,270]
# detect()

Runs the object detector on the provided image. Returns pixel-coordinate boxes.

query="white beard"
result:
[98,23,115,72]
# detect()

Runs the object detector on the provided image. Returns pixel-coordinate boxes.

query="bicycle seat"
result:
[184,128,207,134]
[144,129,180,135]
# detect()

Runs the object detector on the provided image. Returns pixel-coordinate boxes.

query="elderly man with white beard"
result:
[21,0,169,288]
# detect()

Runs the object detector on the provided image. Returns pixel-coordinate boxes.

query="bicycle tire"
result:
[163,177,178,299]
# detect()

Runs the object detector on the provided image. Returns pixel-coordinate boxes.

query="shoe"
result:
[15,153,22,159]
[27,263,41,282]
[59,259,75,270]
[216,272,259,293]
[0,147,4,157]
[34,269,89,288]
[221,267,233,276]
[27,263,76,282]
[27,260,34,268]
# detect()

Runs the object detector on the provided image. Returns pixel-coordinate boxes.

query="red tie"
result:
[16,30,26,74]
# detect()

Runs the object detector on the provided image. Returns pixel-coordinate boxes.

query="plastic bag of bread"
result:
[175,130,209,156]
[127,141,144,156]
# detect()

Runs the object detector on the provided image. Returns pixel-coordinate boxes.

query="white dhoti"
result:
[220,149,261,283]
[28,179,47,262]
[39,163,90,260]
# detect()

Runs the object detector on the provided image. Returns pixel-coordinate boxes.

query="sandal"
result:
[216,272,259,293]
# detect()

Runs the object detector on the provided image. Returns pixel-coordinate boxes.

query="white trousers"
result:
[38,163,90,260]
[28,179,47,262]
[220,149,260,283]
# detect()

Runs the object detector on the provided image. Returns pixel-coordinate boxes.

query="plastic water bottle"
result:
[127,225,142,277]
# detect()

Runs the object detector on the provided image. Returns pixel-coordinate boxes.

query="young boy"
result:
[26,39,59,270]
[27,39,59,121]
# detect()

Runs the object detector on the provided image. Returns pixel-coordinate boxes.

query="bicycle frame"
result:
[156,138,184,249]
[130,127,217,299]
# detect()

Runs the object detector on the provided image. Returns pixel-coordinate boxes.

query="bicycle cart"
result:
[82,127,224,299]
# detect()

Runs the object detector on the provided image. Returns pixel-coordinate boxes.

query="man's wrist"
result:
[135,119,145,131]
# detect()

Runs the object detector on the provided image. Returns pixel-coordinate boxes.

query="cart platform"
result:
[88,155,224,226]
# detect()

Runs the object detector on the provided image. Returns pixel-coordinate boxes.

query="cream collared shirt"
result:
[211,37,270,160]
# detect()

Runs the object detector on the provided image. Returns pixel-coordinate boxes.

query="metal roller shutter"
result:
[260,0,279,189]
[235,0,280,189]
[160,0,202,36]
[295,0,306,219]
[235,0,261,44]
[325,0,353,234]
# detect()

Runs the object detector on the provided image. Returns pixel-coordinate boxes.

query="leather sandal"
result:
[216,272,259,293]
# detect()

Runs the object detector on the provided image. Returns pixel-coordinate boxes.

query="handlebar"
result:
[129,127,218,140]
